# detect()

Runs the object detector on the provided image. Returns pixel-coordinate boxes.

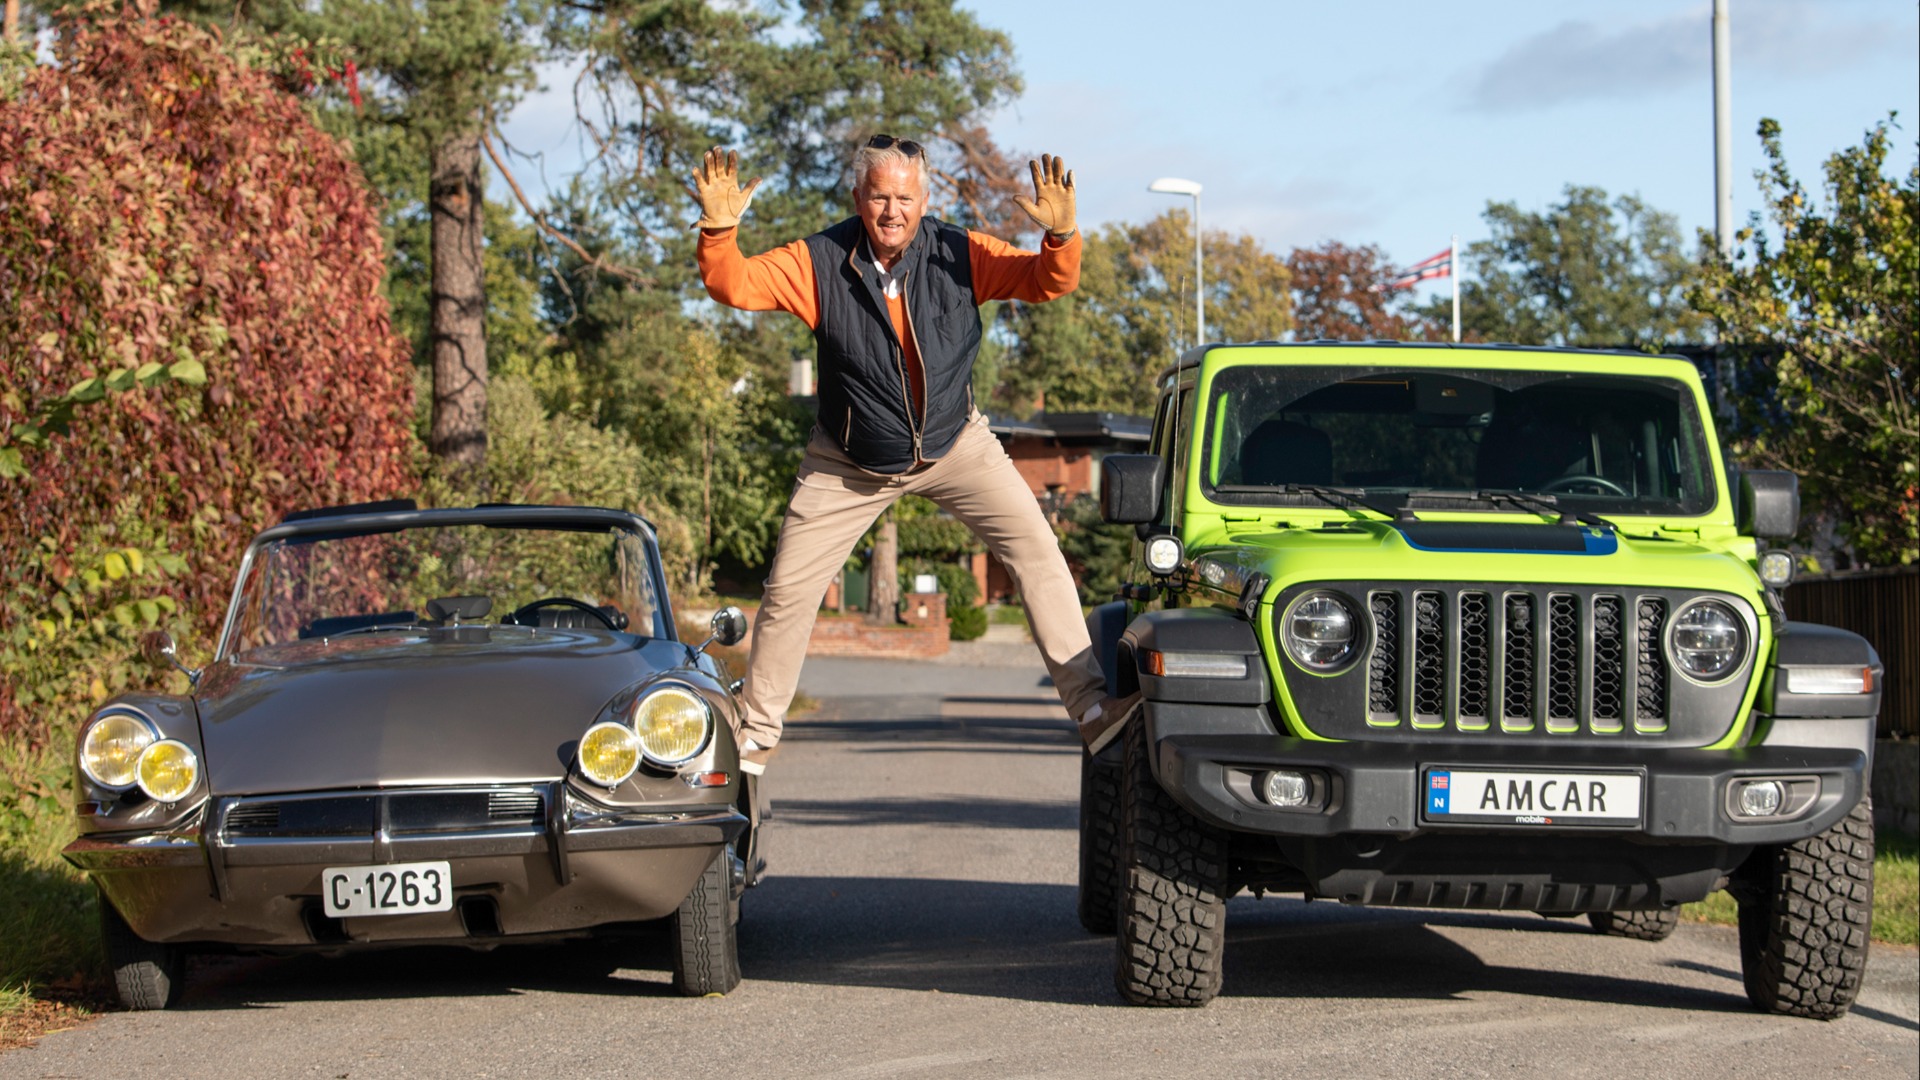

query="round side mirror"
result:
[711,606,748,648]
[140,629,178,670]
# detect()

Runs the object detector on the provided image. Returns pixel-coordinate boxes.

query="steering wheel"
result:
[1541,474,1629,497]
[506,596,620,631]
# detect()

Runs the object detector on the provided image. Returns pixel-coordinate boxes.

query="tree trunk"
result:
[4,0,20,46]
[428,127,488,475]
[867,516,899,624]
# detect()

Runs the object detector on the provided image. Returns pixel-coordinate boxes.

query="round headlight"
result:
[633,686,713,766]
[578,721,641,786]
[135,740,199,802]
[1282,592,1359,670]
[1671,600,1745,681]
[80,711,156,789]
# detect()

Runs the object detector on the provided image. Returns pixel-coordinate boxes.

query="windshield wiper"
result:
[1284,484,1418,523]
[1470,489,1615,531]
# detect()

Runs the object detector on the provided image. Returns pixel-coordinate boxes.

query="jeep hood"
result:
[191,630,693,795]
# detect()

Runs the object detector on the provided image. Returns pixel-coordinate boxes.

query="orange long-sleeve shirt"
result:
[698,225,1081,419]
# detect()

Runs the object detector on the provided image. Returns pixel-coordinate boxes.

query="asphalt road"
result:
[6,653,1916,1079]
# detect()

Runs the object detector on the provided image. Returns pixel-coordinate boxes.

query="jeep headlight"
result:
[135,740,199,802]
[79,710,157,789]
[578,721,641,786]
[632,686,712,767]
[1281,592,1359,670]
[1670,599,1745,681]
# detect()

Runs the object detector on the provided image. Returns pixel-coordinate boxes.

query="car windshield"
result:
[224,521,667,657]
[1199,365,1717,516]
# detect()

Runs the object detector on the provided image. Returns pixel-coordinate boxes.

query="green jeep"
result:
[1083,342,1883,1018]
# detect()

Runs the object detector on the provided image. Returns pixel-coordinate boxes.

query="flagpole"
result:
[1450,234,1460,343]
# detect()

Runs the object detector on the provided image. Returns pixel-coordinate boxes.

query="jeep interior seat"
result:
[1475,400,1590,491]
[1238,418,1332,487]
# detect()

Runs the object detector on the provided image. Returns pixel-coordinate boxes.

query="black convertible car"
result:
[64,501,761,1008]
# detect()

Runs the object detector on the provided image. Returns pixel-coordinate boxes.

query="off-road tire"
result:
[1114,719,1226,1007]
[1077,744,1124,934]
[99,894,184,1010]
[670,849,742,996]
[1588,909,1679,941]
[1737,797,1874,1020]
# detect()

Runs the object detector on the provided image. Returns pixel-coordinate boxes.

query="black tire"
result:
[1077,744,1124,934]
[1113,718,1226,1007]
[671,849,741,997]
[1737,796,1874,1020]
[1588,909,1679,941]
[99,894,184,1010]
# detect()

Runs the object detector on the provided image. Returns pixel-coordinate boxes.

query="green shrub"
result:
[947,603,987,641]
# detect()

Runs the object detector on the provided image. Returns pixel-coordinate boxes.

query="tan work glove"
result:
[1013,153,1077,242]
[687,147,762,230]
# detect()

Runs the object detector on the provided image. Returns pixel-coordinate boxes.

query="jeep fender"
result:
[1753,621,1882,762]
[1121,608,1276,745]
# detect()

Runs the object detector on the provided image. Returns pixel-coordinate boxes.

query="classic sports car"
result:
[64,501,761,1008]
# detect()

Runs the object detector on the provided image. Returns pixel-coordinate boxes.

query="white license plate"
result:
[1423,768,1643,827]
[321,861,453,917]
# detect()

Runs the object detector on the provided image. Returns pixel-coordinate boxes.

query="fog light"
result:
[1264,770,1311,808]
[1736,780,1784,817]
[1757,550,1795,587]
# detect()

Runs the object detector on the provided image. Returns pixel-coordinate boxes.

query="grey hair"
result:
[850,143,931,194]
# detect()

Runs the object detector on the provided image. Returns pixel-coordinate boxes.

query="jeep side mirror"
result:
[1739,471,1799,540]
[1101,455,1165,525]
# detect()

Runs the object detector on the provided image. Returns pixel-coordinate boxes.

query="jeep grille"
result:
[1304,584,1749,745]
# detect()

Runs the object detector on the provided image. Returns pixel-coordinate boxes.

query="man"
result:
[690,136,1133,775]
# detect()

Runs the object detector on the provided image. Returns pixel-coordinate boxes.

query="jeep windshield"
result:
[224,521,667,658]
[1199,365,1717,517]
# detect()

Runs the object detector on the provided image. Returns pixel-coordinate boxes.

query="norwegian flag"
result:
[1370,248,1453,292]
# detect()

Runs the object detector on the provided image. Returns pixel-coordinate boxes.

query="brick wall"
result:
[805,614,949,658]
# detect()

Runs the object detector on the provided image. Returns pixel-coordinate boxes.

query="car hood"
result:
[192,629,694,795]
[1209,518,1762,596]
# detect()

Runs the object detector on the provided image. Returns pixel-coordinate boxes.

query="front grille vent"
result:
[1363,586,1683,737]
[223,788,545,837]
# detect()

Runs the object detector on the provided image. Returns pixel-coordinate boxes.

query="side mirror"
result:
[1101,455,1165,525]
[140,629,201,687]
[1739,471,1799,540]
[697,606,749,653]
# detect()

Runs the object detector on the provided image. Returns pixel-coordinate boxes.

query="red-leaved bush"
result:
[0,4,414,741]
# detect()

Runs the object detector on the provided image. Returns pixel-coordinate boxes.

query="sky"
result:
[498,0,1919,302]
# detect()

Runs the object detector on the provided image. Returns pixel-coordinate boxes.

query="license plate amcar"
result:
[321,861,453,917]
[1422,768,1643,827]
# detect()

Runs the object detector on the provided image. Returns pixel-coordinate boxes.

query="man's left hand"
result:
[1014,154,1077,242]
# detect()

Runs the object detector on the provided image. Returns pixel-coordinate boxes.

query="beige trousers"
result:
[738,413,1107,751]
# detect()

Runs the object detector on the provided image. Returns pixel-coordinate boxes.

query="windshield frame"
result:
[214,505,675,661]
[1193,361,1725,521]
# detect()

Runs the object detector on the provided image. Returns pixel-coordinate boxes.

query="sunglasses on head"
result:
[866,134,925,158]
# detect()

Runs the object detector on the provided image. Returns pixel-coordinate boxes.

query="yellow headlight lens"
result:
[80,712,156,789]
[633,687,712,766]
[578,721,641,786]
[135,740,199,802]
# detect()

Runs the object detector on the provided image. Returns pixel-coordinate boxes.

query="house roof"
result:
[986,410,1151,444]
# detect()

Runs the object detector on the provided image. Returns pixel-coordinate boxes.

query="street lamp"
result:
[1148,177,1204,347]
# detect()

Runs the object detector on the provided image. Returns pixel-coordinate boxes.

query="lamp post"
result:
[1148,177,1204,347]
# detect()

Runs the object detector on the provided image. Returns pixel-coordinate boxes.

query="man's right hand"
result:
[688,147,762,231]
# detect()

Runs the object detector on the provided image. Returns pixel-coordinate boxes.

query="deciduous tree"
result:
[1690,117,1918,567]
[1287,240,1450,341]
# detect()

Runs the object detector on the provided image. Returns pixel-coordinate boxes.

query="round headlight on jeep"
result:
[633,686,712,766]
[79,711,156,789]
[135,740,198,802]
[578,721,641,786]
[1282,592,1359,670]
[1671,600,1745,681]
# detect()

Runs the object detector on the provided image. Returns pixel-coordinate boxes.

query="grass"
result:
[1682,826,1919,946]
[1,738,106,1021]
[986,603,1028,626]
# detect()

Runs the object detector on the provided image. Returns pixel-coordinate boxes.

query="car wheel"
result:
[99,893,184,1010]
[1113,718,1226,1007]
[1077,743,1123,935]
[1587,909,1679,941]
[671,849,741,997]
[1737,796,1874,1020]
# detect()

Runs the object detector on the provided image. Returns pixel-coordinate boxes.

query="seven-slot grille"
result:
[221,788,546,837]
[1365,586,1673,736]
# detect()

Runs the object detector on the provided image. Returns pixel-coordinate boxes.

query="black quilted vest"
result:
[803,215,982,474]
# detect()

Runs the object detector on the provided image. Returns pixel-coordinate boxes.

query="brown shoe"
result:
[1077,693,1141,755]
